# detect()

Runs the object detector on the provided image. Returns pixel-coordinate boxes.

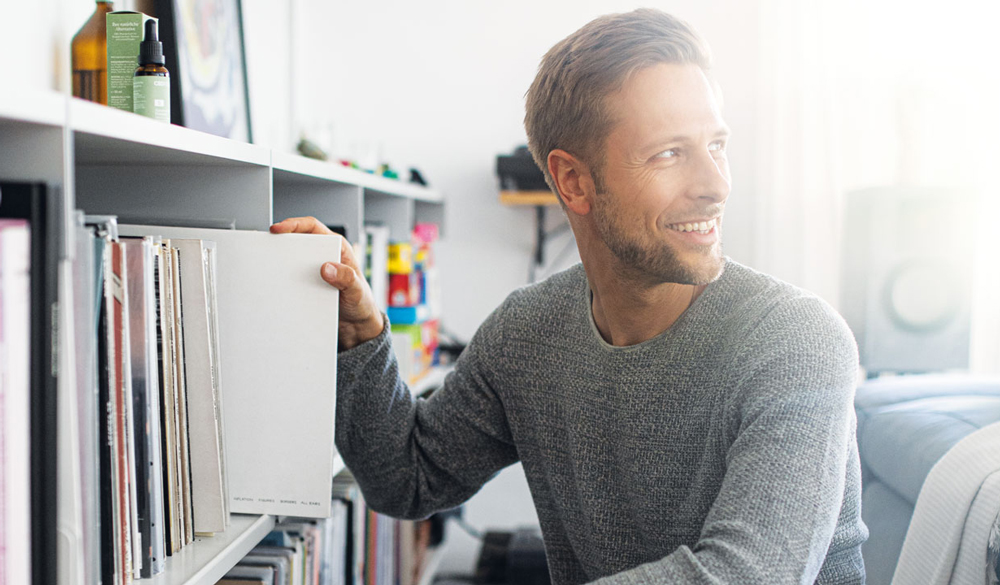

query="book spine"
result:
[142,239,167,575]
[153,243,180,555]
[169,247,195,546]
[111,242,134,584]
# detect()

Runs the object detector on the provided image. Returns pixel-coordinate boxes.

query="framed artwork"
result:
[155,0,253,142]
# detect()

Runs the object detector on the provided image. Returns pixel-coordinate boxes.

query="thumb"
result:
[320,262,366,304]
[321,262,344,288]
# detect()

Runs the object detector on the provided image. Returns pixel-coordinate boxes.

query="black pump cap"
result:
[138,19,165,66]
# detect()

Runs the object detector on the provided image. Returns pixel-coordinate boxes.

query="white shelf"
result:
[362,173,443,203]
[1,91,442,204]
[418,546,446,585]
[70,98,270,167]
[412,366,454,396]
[0,89,66,127]
[273,150,442,202]
[146,514,276,585]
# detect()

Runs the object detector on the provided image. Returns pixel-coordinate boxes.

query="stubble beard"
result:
[591,190,726,287]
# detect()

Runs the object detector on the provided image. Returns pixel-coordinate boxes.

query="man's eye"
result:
[655,149,679,159]
[709,141,727,153]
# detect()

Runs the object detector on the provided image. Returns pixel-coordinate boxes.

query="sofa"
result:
[855,374,1000,585]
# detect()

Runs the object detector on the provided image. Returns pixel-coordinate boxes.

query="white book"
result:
[73,226,104,585]
[119,226,341,518]
[170,239,228,535]
[1,220,31,585]
[204,245,230,523]
[57,215,90,585]
[168,246,194,546]
[365,225,390,314]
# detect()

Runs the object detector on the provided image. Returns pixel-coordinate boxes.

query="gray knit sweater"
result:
[335,259,868,584]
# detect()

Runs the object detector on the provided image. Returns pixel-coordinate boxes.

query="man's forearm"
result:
[334,311,520,520]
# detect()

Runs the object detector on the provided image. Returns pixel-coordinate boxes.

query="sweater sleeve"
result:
[590,297,866,585]
[334,305,519,520]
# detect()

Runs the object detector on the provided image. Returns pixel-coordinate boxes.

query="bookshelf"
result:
[145,514,276,585]
[2,89,445,585]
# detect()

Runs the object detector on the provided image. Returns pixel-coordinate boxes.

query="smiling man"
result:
[271,8,866,584]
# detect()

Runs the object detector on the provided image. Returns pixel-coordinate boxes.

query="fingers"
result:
[338,237,363,274]
[269,216,335,235]
[320,261,367,305]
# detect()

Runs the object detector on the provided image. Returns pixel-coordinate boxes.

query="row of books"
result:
[218,477,435,585]
[90,216,232,584]
[2,179,354,585]
[0,182,228,585]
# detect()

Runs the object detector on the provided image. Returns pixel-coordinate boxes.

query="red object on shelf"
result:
[389,273,420,307]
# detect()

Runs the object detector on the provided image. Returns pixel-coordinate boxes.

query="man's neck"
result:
[585,259,706,347]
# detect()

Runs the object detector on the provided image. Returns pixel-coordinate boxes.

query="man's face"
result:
[589,63,731,286]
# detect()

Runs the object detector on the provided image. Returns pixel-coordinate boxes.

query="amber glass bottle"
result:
[71,1,114,104]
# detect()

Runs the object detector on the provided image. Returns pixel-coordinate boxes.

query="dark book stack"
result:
[0,182,63,585]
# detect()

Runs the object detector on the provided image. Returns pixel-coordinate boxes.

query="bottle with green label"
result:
[133,19,170,123]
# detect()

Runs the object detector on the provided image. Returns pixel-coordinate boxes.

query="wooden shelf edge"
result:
[500,190,559,206]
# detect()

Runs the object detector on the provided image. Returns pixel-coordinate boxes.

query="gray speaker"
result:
[840,187,973,374]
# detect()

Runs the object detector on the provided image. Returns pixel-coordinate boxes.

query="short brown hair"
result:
[524,9,712,197]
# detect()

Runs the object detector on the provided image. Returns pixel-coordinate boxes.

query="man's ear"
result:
[548,149,593,216]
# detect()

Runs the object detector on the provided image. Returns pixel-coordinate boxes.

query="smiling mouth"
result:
[665,218,719,234]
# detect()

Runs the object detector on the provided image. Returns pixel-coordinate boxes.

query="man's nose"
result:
[689,150,731,204]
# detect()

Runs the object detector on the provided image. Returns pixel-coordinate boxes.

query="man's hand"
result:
[270,216,385,350]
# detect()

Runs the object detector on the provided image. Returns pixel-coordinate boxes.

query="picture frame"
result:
[154,0,253,142]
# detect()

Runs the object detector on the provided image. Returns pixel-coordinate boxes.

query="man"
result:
[270,8,867,584]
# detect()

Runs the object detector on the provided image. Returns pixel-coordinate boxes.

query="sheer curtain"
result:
[750,0,1000,372]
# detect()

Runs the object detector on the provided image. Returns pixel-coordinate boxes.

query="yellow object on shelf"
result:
[388,242,413,274]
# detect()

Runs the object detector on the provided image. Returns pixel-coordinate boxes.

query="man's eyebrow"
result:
[713,127,732,139]
[643,127,732,151]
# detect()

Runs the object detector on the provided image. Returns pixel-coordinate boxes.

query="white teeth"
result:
[668,219,716,233]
